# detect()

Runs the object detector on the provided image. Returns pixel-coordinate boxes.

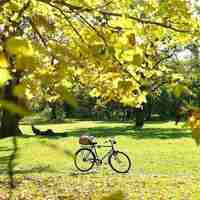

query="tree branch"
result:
[54,1,190,33]
[17,1,31,19]
[29,18,47,47]
[101,11,190,33]
[0,0,10,7]
[75,12,108,45]
[150,79,169,93]
[152,51,175,69]
[45,2,86,44]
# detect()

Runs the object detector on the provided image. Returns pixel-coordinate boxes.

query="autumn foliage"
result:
[188,109,200,146]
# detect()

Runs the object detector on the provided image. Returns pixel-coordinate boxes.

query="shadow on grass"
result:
[67,126,134,137]
[20,118,97,125]
[0,155,11,175]
[0,138,58,195]
[19,132,68,139]
[13,165,57,174]
[19,121,191,140]
[19,125,134,138]
[133,128,190,139]
[0,136,20,199]
[66,126,191,139]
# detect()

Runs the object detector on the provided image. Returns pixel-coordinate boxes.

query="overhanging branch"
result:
[50,1,191,33]
[101,11,190,33]
[29,18,47,47]
[0,0,10,7]
[44,2,86,44]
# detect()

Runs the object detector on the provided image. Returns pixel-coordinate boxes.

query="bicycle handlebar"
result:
[104,138,116,145]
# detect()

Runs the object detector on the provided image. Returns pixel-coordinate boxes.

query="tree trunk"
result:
[145,102,153,121]
[50,102,57,120]
[0,77,23,138]
[135,108,145,128]
[0,110,22,138]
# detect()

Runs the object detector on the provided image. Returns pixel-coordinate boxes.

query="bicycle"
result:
[74,136,131,173]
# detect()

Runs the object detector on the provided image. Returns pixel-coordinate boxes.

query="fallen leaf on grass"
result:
[100,190,124,200]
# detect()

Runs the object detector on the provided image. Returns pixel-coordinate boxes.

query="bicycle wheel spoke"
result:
[109,151,131,173]
[74,148,95,172]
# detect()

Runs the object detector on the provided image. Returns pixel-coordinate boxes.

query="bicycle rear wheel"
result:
[74,148,95,172]
[108,151,131,173]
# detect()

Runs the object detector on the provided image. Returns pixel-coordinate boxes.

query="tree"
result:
[0,0,199,136]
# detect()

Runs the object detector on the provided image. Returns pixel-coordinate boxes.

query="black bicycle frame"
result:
[90,144,115,162]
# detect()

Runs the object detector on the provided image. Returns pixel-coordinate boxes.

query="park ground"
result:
[0,120,200,200]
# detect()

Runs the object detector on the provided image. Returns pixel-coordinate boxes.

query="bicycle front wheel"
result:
[74,148,95,172]
[108,151,131,173]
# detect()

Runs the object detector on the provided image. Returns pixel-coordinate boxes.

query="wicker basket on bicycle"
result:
[79,135,96,145]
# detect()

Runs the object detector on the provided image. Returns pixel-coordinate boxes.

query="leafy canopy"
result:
[0,0,199,111]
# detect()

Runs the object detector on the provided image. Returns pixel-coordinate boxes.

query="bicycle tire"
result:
[108,151,131,173]
[74,148,95,172]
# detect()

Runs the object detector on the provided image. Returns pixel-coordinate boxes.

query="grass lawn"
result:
[1,120,200,200]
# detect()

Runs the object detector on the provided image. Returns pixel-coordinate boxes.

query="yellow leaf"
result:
[25,88,34,100]
[120,96,136,107]
[90,88,101,97]
[176,34,192,44]
[13,83,27,97]
[101,191,124,200]
[16,55,37,70]
[6,37,33,56]
[0,53,9,68]
[0,68,11,87]
[188,109,200,146]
